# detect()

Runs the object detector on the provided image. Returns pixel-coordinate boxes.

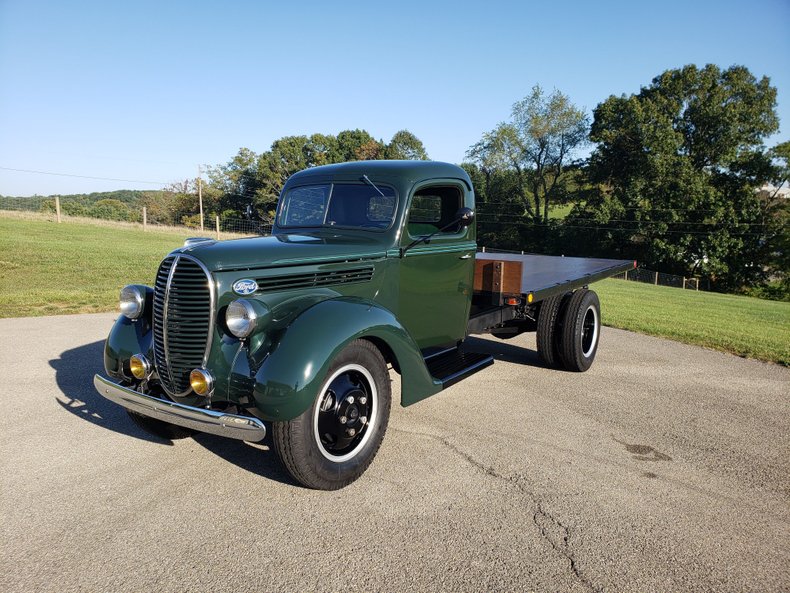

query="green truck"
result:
[94,161,633,490]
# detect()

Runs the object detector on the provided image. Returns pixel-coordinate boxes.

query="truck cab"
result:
[94,161,633,490]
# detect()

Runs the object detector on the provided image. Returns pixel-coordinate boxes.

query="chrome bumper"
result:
[93,374,266,442]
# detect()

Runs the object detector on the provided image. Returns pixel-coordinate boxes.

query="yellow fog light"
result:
[190,368,214,396]
[129,354,151,379]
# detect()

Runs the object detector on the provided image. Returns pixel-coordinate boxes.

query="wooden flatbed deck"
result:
[474,252,635,304]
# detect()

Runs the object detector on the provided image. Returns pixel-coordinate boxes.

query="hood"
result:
[174,232,391,272]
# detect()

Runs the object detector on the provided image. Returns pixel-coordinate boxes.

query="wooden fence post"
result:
[215,215,220,241]
[682,277,686,290]
[142,206,147,231]
[654,271,659,285]
[55,196,62,223]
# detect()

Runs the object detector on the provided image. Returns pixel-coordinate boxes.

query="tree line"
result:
[466,65,788,297]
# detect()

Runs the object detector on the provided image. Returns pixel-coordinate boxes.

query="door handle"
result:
[459,253,472,259]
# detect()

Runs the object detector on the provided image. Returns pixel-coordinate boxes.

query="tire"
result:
[558,289,601,372]
[273,339,391,490]
[126,410,195,440]
[536,293,568,367]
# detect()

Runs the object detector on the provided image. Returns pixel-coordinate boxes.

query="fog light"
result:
[190,368,214,396]
[129,354,151,379]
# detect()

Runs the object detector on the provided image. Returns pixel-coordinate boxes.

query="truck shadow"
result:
[465,336,548,367]
[50,340,168,444]
[191,433,298,486]
[51,340,296,485]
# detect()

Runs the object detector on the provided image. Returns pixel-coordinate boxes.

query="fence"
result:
[0,195,272,239]
[613,267,710,291]
[479,246,711,292]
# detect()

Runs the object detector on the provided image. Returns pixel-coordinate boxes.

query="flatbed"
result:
[474,252,635,303]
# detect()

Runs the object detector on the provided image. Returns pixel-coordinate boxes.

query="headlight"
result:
[226,299,258,338]
[120,285,145,319]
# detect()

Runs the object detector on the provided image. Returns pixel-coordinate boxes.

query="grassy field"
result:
[595,279,789,366]
[0,216,193,317]
[2,215,788,365]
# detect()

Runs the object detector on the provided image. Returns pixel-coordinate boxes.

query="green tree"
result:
[583,64,779,289]
[201,129,429,224]
[467,85,589,223]
[386,130,429,160]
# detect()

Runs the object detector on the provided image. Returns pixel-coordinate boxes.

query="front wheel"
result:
[273,339,391,490]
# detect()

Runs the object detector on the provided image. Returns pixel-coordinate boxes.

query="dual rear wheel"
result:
[536,288,600,372]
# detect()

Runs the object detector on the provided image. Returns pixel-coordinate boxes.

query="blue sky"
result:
[1,0,788,195]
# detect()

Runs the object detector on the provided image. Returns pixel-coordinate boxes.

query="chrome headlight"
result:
[226,299,258,338]
[119,285,145,319]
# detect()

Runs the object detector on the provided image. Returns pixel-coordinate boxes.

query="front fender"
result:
[103,315,153,380]
[251,297,440,421]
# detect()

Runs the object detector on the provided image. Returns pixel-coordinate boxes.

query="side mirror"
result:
[455,207,474,227]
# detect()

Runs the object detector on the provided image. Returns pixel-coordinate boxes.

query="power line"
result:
[475,218,769,237]
[476,213,770,226]
[0,166,168,186]
[478,201,766,214]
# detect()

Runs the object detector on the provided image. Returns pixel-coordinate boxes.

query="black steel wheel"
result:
[273,339,391,490]
[558,289,601,372]
[536,292,569,368]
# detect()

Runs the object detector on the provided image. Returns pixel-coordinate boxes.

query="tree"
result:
[584,64,779,289]
[203,129,430,223]
[467,85,589,223]
[386,130,429,160]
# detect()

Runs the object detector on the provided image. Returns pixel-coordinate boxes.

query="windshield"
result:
[277,183,397,230]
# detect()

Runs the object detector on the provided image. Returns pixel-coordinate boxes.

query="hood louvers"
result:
[253,266,374,293]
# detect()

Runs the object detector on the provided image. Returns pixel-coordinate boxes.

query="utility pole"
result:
[198,164,204,232]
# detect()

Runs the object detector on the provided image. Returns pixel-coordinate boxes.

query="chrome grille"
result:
[254,266,374,292]
[152,255,213,396]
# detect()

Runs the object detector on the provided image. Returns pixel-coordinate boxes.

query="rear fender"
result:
[251,297,440,421]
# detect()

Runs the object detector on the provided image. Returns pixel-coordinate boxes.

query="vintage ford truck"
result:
[94,161,633,490]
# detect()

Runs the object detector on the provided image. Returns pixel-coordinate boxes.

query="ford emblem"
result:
[232,279,258,295]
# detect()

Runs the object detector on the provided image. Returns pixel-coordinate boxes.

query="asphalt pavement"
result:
[1,312,788,593]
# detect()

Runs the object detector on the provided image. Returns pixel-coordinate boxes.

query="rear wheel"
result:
[558,289,601,372]
[536,293,568,367]
[273,339,391,490]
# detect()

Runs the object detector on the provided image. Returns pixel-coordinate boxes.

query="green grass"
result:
[2,215,788,365]
[0,216,193,317]
[548,203,575,219]
[595,278,790,366]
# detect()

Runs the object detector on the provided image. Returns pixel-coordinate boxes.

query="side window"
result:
[407,186,462,237]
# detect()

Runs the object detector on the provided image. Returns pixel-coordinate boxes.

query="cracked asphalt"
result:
[1,312,788,593]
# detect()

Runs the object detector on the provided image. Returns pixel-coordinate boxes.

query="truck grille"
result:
[152,255,213,396]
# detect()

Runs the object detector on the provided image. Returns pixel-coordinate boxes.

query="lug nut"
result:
[359,396,367,405]
[360,416,367,425]
[345,396,354,404]
[347,428,357,437]
[339,416,347,425]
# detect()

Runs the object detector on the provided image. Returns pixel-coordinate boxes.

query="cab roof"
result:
[284,160,472,190]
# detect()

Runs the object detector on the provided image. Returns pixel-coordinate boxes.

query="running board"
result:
[425,348,494,389]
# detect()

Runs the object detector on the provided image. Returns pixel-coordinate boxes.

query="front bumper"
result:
[93,374,266,442]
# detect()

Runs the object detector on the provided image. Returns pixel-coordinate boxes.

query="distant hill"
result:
[0,189,165,204]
